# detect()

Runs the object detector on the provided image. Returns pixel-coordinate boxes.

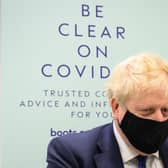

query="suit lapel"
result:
[94,124,124,168]
[94,151,124,168]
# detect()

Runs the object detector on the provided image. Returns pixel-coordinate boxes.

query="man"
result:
[46,53,168,168]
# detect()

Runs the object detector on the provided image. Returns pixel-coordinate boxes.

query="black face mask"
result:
[120,110,168,154]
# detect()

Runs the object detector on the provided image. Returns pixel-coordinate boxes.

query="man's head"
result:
[106,53,168,122]
[107,53,168,105]
[106,53,168,154]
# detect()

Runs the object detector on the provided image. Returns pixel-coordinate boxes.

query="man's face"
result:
[121,90,168,122]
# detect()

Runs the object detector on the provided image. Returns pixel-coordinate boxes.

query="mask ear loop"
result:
[113,102,127,125]
[118,106,135,126]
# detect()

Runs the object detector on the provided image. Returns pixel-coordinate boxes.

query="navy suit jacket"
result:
[46,123,168,168]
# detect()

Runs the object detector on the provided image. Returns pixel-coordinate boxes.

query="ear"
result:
[111,98,119,119]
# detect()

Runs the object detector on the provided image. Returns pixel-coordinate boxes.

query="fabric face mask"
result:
[120,110,168,154]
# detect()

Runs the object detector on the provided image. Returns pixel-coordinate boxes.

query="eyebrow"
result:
[135,104,168,110]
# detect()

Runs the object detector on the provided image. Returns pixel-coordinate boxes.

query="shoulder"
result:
[46,123,113,167]
[48,123,111,153]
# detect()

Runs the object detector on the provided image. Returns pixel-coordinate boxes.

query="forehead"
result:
[126,89,168,108]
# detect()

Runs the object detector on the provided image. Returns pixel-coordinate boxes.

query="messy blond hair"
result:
[106,53,168,103]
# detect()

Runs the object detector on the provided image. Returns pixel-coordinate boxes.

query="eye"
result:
[140,108,154,116]
[161,107,168,114]
[143,108,154,113]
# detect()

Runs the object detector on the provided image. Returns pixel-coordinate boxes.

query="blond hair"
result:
[106,53,168,103]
